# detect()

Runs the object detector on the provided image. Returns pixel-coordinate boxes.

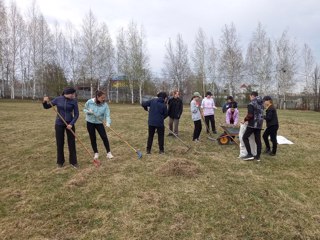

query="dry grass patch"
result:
[155,158,201,178]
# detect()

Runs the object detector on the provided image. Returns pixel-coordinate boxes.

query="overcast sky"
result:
[4,0,320,74]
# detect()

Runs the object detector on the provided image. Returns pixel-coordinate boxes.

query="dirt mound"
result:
[156,158,201,178]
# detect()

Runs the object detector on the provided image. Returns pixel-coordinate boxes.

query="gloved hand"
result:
[87,109,93,114]
[106,122,110,127]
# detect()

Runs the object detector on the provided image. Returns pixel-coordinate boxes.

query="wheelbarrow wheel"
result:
[218,134,230,145]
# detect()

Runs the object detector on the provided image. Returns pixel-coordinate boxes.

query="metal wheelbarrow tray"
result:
[217,125,240,146]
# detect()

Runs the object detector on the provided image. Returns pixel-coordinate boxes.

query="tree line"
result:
[0,1,319,110]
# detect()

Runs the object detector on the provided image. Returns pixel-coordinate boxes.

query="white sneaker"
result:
[107,152,114,159]
[94,153,99,160]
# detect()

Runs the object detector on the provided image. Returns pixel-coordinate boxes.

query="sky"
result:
[4,0,320,75]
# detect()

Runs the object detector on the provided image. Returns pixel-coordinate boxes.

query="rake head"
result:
[93,159,101,167]
[136,150,143,159]
[207,136,216,141]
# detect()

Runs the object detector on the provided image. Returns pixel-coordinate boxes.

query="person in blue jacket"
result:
[43,87,79,168]
[84,90,113,160]
[142,92,168,154]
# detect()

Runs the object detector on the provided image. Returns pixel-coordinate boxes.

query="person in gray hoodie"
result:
[190,92,202,142]
[241,91,264,161]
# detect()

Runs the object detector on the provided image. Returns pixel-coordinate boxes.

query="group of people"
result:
[43,87,113,168]
[237,91,279,161]
[142,90,279,162]
[43,86,279,168]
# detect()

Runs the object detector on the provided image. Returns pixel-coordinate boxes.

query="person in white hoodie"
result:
[190,92,202,142]
[201,91,217,134]
[84,90,114,160]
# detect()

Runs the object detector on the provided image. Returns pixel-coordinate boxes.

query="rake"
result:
[49,102,100,167]
[165,126,191,152]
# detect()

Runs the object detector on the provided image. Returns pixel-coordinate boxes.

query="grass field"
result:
[0,100,319,240]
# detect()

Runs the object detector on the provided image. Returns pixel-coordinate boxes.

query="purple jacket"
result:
[43,96,79,126]
[226,108,239,125]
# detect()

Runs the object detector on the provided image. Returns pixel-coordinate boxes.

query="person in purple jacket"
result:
[43,87,79,168]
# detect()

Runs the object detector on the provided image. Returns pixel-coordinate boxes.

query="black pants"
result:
[147,125,164,152]
[193,120,202,140]
[87,122,111,153]
[55,124,77,165]
[204,115,216,132]
[243,127,262,157]
[263,125,279,154]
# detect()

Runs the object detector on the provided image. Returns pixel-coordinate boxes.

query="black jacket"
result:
[167,97,183,119]
[264,105,279,127]
[142,97,168,127]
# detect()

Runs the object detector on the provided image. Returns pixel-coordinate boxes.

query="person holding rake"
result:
[42,87,79,168]
[84,90,114,161]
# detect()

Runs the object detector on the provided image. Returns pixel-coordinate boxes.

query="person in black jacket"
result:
[262,96,279,156]
[142,92,168,154]
[241,91,264,161]
[43,87,79,168]
[167,90,183,136]
[222,96,238,113]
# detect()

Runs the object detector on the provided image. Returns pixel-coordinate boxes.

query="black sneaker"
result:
[57,164,64,168]
[241,154,254,160]
[269,152,276,156]
[159,150,164,154]
[146,150,151,154]
[263,149,271,154]
[254,156,261,162]
[213,131,217,134]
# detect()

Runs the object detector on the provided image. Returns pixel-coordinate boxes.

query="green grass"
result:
[0,100,319,239]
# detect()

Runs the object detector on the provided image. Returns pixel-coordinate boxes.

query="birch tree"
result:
[311,65,320,111]
[26,1,41,99]
[65,22,81,84]
[116,28,129,103]
[7,2,24,99]
[81,9,99,97]
[163,34,191,94]
[218,23,243,96]
[245,23,273,94]
[0,0,7,97]
[96,22,115,93]
[127,21,149,104]
[206,37,219,94]
[302,44,315,93]
[192,28,208,96]
[274,30,298,109]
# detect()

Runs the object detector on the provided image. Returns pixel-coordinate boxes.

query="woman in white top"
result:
[201,91,217,134]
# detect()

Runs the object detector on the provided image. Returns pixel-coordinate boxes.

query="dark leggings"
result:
[55,124,77,165]
[204,115,216,132]
[87,122,110,153]
[263,125,279,154]
[193,120,202,140]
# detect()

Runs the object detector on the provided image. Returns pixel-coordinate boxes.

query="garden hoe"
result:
[81,104,142,159]
[49,102,101,167]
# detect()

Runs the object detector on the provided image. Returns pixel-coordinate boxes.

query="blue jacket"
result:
[142,97,168,127]
[83,98,111,125]
[43,96,79,126]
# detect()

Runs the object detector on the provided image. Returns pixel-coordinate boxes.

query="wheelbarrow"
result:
[217,125,240,146]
